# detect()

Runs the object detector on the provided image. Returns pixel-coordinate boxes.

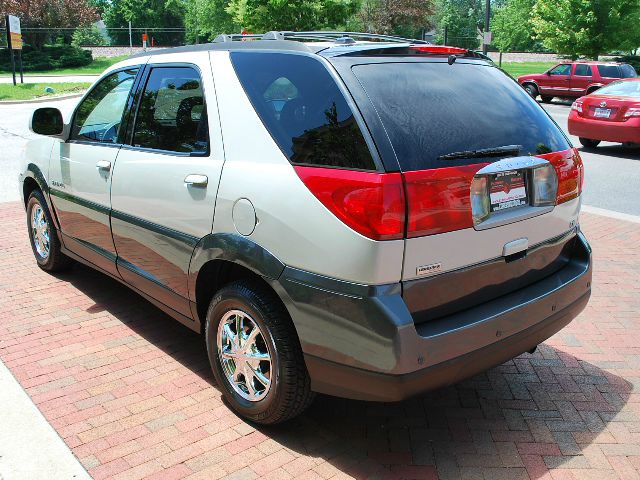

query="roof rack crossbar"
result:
[213,31,429,45]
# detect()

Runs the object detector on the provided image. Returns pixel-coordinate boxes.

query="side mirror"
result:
[30,108,68,139]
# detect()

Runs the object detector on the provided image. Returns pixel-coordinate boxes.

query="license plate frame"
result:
[489,170,528,213]
[594,107,611,118]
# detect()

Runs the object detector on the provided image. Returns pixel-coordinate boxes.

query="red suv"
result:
[518,61,637,102]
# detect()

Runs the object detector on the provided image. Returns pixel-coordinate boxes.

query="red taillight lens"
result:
[403,165,483,237]
[294,166,405,240]
[536,148,583,204]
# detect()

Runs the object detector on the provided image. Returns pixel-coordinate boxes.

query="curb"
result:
[582,204,640,224]
[0,92,85,105]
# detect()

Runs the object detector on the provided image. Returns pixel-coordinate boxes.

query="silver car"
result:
[19,32,592,424]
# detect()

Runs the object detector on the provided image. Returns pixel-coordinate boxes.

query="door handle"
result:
[184,174,208,187]
[96,160,111,171]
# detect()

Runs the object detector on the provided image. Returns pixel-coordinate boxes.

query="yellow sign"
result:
[9,32,22,50]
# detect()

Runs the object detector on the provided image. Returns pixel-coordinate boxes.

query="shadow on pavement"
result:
[62,262,631,480]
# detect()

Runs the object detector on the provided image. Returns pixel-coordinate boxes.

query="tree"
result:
[225,0,360,34]
[101,0,186,46]
[433,0,483,49]
[184,0,237,43]
[532,0,640,59]
[72,25,108,47]
[0,0,98,49]
[492,0,537,52]
[359,0,435,37]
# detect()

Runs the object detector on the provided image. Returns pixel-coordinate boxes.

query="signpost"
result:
[5,15,23,86]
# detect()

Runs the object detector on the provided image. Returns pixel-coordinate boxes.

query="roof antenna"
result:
[448,55,457,65]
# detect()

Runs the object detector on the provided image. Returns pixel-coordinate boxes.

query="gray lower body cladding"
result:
[274,231,592,402]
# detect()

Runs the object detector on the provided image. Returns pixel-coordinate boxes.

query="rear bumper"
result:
[568,112,640,143]
[275,231,591,402]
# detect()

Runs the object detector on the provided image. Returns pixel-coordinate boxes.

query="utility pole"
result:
[482,0,491,55]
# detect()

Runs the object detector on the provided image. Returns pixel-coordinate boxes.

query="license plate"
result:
[489,170,528,212]
[594,107,611,118]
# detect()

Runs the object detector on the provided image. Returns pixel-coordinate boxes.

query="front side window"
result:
[71,68,138,143]
[133,66,208,154]
[598,65,622,78]
[231,52,376,170]
[549,64,571,76]
[574,64,592,76]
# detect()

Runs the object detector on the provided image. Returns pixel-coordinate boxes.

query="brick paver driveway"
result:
[1,200,639,480]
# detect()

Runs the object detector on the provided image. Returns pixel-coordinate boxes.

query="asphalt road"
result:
[0,97,639,216]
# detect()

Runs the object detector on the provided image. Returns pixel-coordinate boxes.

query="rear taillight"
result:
[294,166,405,241]
[538,148,583,204]
[571,100,583,113]
[403,166,481,237]
[624,107,640,118]
[530,164,558,207]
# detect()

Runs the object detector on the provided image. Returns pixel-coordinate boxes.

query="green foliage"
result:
[358,0,435,37]
[72,26,108,47]
[184,0,237,43]
[101,0,186,45]
[433,0,483,49]
[0,83,91,101]
[532,0,640,59]
[0,46,93,72]
[492,0,540,52]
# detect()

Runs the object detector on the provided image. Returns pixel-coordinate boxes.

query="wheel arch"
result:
[22,164,60,230]
[188,233,287,330]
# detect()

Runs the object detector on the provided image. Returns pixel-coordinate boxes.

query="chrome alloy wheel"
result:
[31,203,50,259]
[217,310,273,402]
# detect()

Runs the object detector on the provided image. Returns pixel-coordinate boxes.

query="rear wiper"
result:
[437,145,522,161]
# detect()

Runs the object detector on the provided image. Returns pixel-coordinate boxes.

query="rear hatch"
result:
[328,53,584,324]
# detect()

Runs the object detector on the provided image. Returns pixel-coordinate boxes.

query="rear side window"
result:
[133,66,208,154]
[597,65,622,78]
[574,64,592,76]
[620,64,637,78]
[352,62,570,171]
[231,52,376,170]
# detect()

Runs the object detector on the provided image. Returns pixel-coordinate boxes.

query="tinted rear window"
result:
[598,65,622,78]
[574,64,592,76]
[231,52,376,170]
[352,62,570,171]
[620,64,637,78]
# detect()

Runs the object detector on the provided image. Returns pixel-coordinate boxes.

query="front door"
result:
[49,67,141,276]
[538,63,572,97]
[110,55,224,319]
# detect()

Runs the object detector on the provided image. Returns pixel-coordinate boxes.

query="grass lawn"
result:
[0,83,90,101]
[500,61,556,78]
[0,55,127,77]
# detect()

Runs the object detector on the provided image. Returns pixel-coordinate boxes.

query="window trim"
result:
[125,62,210,157]
[68,66,144,147]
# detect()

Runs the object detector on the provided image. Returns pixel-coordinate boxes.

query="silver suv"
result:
[20,32,592,424]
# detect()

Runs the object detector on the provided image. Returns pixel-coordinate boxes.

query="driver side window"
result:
[71,68,138,144]
[549,64,571,76]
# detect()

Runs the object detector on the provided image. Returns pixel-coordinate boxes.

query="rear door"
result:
[110,53,224,319]
[570,63,593,96]
[332,57,582,322]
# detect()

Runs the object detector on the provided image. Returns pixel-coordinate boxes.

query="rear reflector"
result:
[294,166,405,241]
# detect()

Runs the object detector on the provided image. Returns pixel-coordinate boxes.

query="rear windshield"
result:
[620,64,637,78]
[352,62,570,171]
[596,80,640,98]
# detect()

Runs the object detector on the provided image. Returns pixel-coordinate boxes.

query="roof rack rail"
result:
[213,31,429,45]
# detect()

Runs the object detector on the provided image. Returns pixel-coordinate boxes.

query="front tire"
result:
[26,190,72,272]
[205,280,314,424]
[579,138,601,149]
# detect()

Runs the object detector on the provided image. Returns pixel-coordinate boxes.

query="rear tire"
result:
[579,138,601,149]
[540,95,554,103]
[523,83,538,99]
[205,280,314,424]
[26,190,72,272]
